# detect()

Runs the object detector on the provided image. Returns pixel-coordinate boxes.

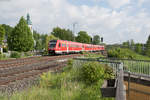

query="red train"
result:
[48,40,105,55]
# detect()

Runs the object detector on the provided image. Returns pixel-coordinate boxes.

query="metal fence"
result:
[98,57,150,76]
[98,57,150,100]
[73,58,126,100]
[74,57,150,100]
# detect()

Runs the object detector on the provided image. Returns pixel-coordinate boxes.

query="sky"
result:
[0,0,150,44]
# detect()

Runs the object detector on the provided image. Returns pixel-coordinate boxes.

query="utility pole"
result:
[73,22,77,41]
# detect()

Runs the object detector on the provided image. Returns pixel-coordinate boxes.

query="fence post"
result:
[128,71,130,99]
[116,62,126,100]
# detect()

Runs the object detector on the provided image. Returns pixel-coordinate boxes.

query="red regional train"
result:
[48,40,105,55]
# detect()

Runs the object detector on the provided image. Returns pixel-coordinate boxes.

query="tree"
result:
[33,30,40,41]
[92,35,100,44]
[1,24,13,40]
[145,35,150,56]
[33,31,41,51]
[8,16,34,52]
[33,31,47,51]
[35,40,42,51]
[51,27,75,41]
[130,39,135,50]
[41,34,47,50]
[0,25,5,45]
[76,31,91,43]
[135,43,142,54]
[45,34,59,52]
[122,40,130,48]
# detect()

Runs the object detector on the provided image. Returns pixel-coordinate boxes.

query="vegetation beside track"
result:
[0,57,114,100]
[107,47,150,60]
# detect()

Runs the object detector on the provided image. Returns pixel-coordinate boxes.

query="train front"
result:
[48,40,57,55]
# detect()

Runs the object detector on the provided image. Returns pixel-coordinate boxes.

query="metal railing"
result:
[73,58,126,100]
[98,57,150,77]
[116,63,126,100]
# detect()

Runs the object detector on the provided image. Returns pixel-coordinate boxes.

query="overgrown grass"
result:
[0,59,114,100]
[107,47,150,75]
[0,54,8,60]
[83,52,104,58]
[108,47,150,60]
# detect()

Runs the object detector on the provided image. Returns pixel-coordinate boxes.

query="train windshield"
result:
[49,40,57,48]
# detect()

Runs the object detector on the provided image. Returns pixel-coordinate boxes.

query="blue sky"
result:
[0,0,150,44]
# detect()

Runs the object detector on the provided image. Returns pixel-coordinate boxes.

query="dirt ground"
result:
[124,81,150,100]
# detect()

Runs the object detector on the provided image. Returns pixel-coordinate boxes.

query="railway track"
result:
[0,54,81,95]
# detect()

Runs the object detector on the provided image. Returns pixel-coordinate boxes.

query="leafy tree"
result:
[8,16,34,52]
[135,43,142,54]
[130,39,135,50]
[33,31,41,51]
[33,31,47,51]
[92,35,100,44]
[0,25,5,45]
[65,29,75,41]
[45,34,59,52]
[1,24,13,40]
[35,40,42,51]
[51,27,75,41]
[122,40,130,48]
[33,30,40,41]
[76,31,91,43]
[145,35,150,56]
[41,34,47,50]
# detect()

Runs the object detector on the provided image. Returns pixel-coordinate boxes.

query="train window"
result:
[59,43,61,47]
[70,44,80,48]
[49,42,56,48]
[62,43,66,47]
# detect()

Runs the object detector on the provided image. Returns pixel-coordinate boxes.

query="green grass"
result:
[107,47,150,75]
[0,60,114,100]
[83,52,104,58]
[108,47,150,60]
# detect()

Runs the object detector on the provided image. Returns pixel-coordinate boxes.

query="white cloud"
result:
[107,0,130,9]
[137,0,147,6]
[0,0,150,44]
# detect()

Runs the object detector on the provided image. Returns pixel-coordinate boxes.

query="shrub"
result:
[0,54,3,60]
[104,65,115,79]
[107,47,150,60]
[0,54,6,60]
[80,62,104,85]
[67,59,73,66]
[40,72,61,88]
[10,51,21,58]
[63,59,73,72]
[24,52,32,57]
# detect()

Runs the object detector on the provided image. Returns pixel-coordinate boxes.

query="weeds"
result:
[1,59,114,100]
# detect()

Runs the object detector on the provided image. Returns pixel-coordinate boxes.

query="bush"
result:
[24,52,32,57]
[62,59,73,72]
[80,62,104,85]
[10,51,21,58]
[107,47,150,60]
[0,54,3,60]
[104,65,115,79]
[0,54,6,60]
[42,50,48,55]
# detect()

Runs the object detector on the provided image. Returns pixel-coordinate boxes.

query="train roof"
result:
[49,39,104,46]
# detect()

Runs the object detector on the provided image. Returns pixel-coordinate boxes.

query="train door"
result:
[67,41,69,53]
[82,44,84,51]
